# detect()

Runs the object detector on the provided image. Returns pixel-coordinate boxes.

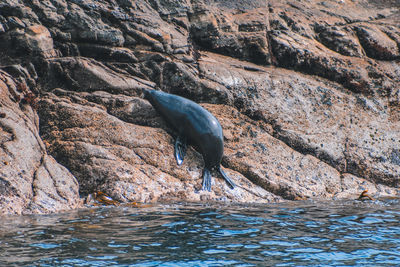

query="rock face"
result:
[0,71,80,214]
[0,0,399,214]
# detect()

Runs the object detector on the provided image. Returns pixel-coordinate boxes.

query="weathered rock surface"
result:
[0,0,399,214]
[0,71,80,214]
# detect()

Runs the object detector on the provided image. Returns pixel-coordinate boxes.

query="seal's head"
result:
[142,88,151,100]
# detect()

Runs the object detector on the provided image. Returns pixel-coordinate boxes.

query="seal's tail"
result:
[219,167,236,189]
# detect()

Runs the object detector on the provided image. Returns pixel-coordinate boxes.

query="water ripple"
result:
[0,200,399,266]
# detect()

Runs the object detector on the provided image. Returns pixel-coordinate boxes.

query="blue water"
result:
[1,200,400,266]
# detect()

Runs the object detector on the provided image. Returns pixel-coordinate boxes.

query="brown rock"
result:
[355,25,400,60]
[0,0,400,214]
[317,26,363,57]
[194,53,400,188]
[189,0,271,65]
[0,71,81,214]
[38,91,278,204]
[28,155,81,213]
[43,57,154,94]
[0,24,58,61]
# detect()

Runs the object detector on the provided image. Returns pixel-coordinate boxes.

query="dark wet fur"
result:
[144,88,236,191]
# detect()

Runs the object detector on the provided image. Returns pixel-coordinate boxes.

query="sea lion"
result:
[143,89,235,191]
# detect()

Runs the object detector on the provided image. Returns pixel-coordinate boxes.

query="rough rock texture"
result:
[0,71,80,214]
[0,0,399,214]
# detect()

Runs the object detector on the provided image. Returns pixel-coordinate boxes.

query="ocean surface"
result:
[1,199,399,266]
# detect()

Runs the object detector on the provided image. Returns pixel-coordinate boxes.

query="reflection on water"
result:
[1,199,400,266]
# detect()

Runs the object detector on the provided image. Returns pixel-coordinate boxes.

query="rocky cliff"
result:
[0,0,399,214]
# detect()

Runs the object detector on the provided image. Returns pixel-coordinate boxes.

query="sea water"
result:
[0,199,399,266]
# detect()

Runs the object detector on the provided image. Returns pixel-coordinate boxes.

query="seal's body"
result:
[143,89,235,191]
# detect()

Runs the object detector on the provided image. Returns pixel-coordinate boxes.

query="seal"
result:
[143,89,235,191]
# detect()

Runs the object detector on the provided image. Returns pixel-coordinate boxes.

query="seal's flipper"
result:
[202,168,212,191]
[174,135,187,165]
[219,167,235,189]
